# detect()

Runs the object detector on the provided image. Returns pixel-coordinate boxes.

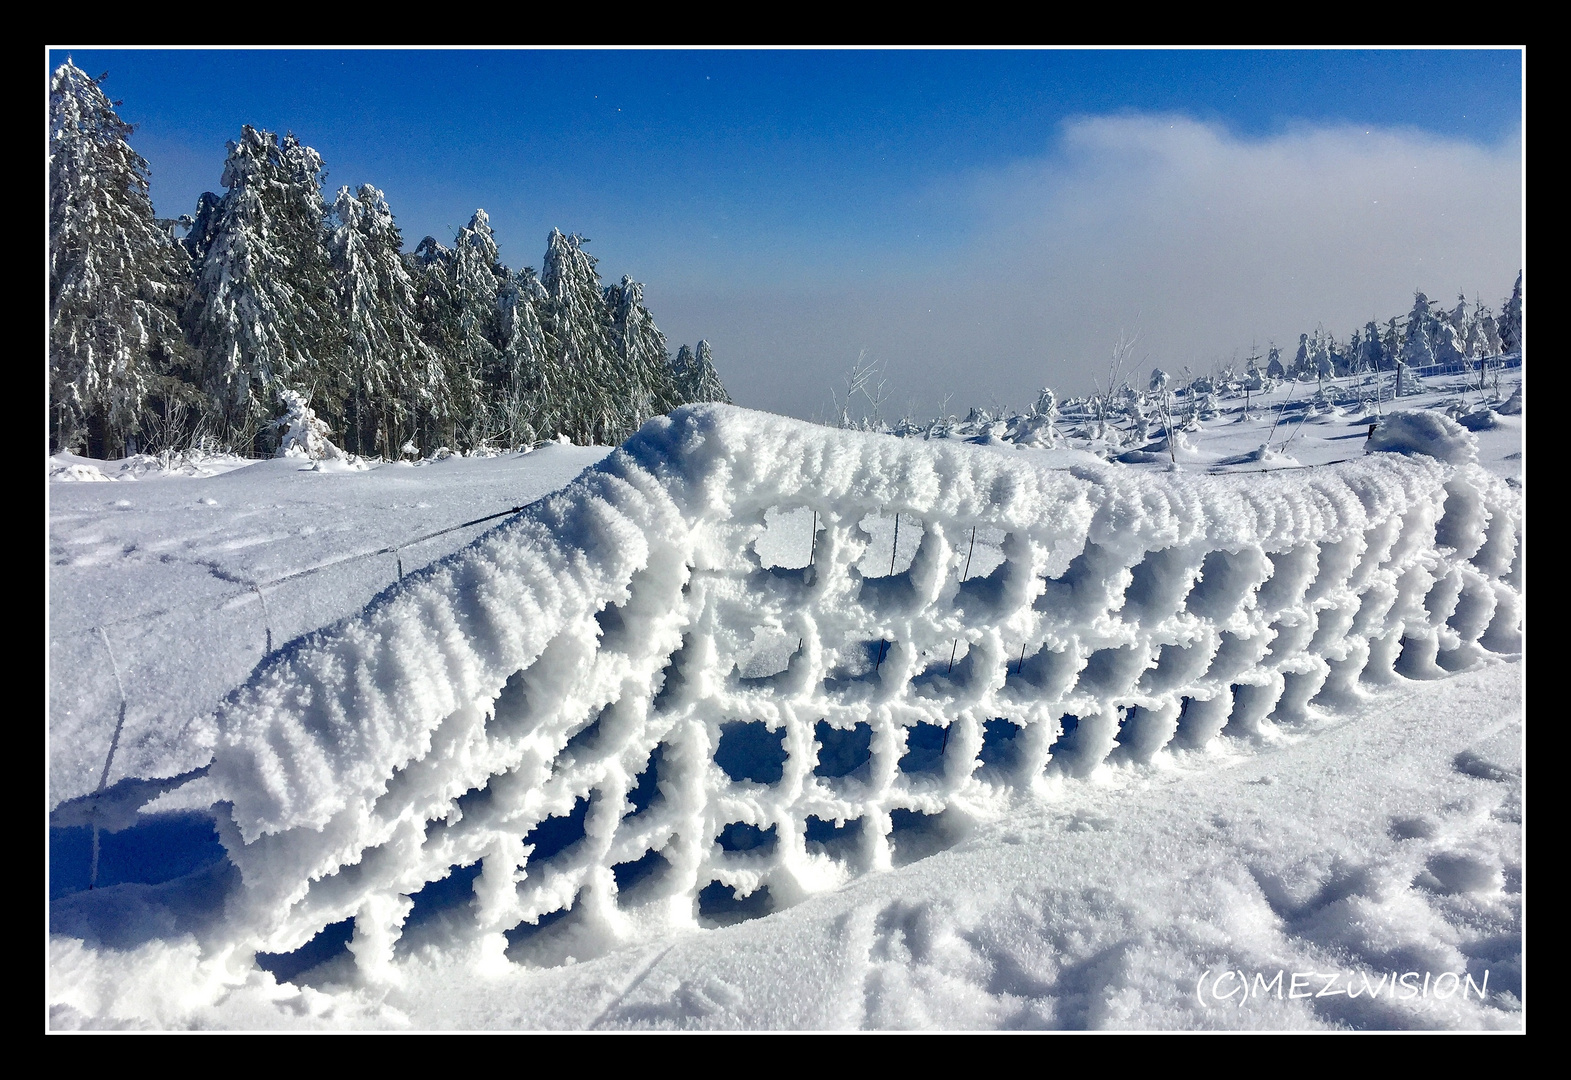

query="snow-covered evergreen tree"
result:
[328,185,443,457]
[606,275,683,425]
[444,210,509,447]
[673,339,731,405]
[1357,321,1384,372]
[1499,272,1523,355]
[1466,303,1501,358]
[1309,330,1334,380]
[1448,293,1470,335]
[1433,319,1467,367]
[495,267,555,447]
[408,235,460,451]
[49,60,195,457]
[180,191,223,264]
[1381,318,1402,371]
[541,229,621,444]
[1264,347,1284,380]
[270,388,347,461]
[672,344,696,402]
[1291,334,1312,380]
[1400,293,1438,370]
[183,126,343,445]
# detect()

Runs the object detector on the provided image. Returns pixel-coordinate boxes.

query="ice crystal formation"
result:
[197,405,1523,976]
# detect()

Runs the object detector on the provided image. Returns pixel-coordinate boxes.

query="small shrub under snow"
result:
[272,390,350,463]
[1366,409,1478,465]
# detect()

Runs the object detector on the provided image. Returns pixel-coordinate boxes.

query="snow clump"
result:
[272,390,350,463]
[1366,410,1479,466]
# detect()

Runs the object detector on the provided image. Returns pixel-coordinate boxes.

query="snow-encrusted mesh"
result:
[209,405,1524,973]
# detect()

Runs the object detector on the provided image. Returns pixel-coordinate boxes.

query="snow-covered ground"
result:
[48,441,612,810]
[46,370,1524,1031]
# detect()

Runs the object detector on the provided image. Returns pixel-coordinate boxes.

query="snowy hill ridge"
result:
[203,404,1522,974]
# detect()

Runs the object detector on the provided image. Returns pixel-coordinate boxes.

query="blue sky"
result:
[48,48,1524,419]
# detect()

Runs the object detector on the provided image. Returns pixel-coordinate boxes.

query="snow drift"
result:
[1367,410,1480,466]
[198,404,1523,976]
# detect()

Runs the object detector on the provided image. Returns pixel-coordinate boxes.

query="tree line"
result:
[49,59,728,460]
[1261,281,1523,383]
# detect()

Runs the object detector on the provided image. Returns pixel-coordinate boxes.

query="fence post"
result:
[90,626,129,889]
[252,583,273,654]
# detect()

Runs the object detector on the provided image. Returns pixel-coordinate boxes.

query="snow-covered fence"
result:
[205,404,1523,975]
[49,498,541,817]
[1404,354,1522,382]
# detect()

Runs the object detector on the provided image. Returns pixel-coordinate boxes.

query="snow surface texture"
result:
[183,404,1522,981]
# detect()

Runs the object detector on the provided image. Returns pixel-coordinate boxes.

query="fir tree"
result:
[183,126,343,446]
[1448,293,1470,335]
[1500,272,1523,355]
[1432,318,1467,367]
[1357,321,1384,372]
[1291,333,1312,380]
[672,344,696,398]
[1381,318,1402,371]
[1399,292,1437,370]
[495,267,555,447]
[180,191,223,264]
[542,229,620,444]
[674,339,731,404]
[1466,303,1501,358]
[444,210,508,447]
[407,235,461,451]
[606,274,682,425]
[327,185,442,457]
[49,60,195,457]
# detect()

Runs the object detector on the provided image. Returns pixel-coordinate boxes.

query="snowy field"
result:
[46,371,1524,1031]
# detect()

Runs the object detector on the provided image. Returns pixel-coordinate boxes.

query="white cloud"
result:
[652,114,1522,421]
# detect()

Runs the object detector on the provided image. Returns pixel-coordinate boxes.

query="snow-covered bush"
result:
[271,390,348,462]
[1497,383,1523,416]
[1367,410,1478,466]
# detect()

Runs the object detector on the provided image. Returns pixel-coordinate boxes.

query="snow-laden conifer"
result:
[1381,318,1402,370]
[1466,303,1501,358]
[1500,272,1523,355]
[328,185,443,457]
[49,60,195,456]
[606,275,682,423]
[496,267,556,447]
[407,235,461,450]
[1448,293,1470,335]
[673,339,731,405]
[1291,333,1312,379]
[1309,330,1334,380]
[542,229,621,443]
[1357,321,1384,372]
[271,388,348,461]
[183,126,343,445]
[441,210,509,447]
[180,191,223,264]
[1400,292,1438,370]
[1432,318,1467,367]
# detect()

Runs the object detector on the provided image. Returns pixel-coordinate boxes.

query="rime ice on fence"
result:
[206,404,1523,974]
